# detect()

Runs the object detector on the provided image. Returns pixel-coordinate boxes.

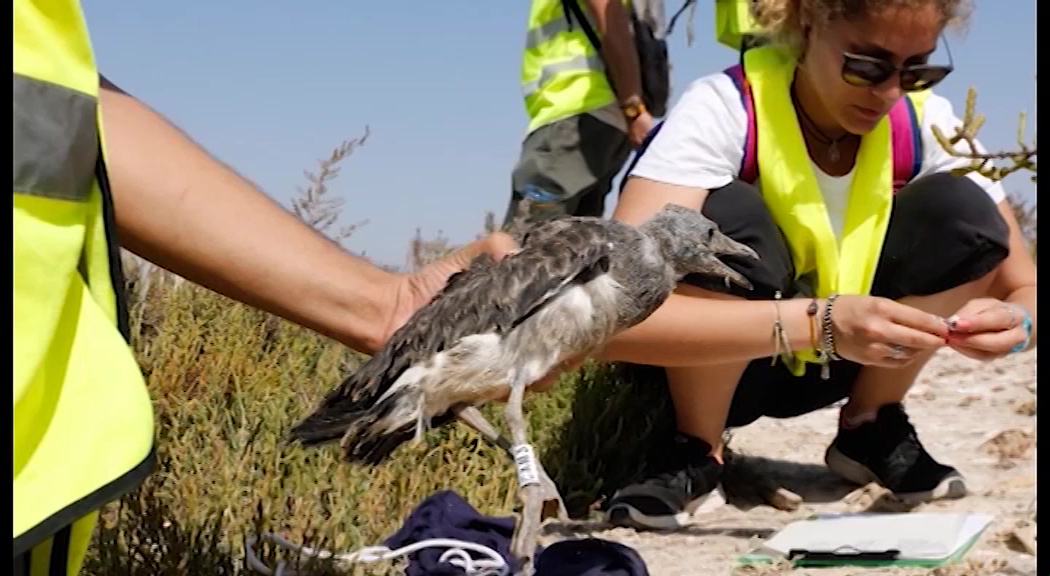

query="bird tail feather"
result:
[289,386,427,465]
[287,410,367,446]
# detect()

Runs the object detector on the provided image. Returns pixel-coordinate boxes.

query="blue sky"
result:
[83,1,1036,269]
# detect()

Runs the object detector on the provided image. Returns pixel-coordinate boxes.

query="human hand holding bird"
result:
[379,231,522,349]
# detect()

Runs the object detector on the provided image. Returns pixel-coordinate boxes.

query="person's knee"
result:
[682,180,795,299]
[874,173,1011,299]
[897,172,1009,241]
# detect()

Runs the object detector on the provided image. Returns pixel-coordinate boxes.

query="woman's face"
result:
[800,3,950,135]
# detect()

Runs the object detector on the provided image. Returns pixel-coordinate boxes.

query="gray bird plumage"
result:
[290,204,755,458]
[289,203,758,573]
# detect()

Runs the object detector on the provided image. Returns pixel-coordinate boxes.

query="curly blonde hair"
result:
[749,0,972,54]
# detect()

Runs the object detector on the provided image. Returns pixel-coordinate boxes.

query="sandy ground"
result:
[539,348,1038,576]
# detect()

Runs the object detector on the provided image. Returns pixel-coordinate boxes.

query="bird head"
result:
[639,203,760,290]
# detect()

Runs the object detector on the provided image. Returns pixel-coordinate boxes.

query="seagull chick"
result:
[288,203,758,575]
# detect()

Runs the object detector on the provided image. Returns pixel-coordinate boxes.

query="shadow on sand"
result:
[721,453,857,509]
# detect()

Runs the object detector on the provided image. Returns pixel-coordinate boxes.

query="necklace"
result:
[791,86,852,163]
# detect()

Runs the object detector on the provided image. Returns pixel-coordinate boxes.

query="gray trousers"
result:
[503,113,632,227]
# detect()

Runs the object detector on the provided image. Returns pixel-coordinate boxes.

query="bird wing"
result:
[308,220,614,413]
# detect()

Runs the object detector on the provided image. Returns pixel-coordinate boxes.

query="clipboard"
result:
[737,512,994,568]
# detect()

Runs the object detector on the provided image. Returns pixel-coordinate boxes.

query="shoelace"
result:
[243,531,510,576]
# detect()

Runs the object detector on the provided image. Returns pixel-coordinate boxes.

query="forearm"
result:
[586,0,643,106]
[99,76,397,354]
[600,292,820,366]
[988,199,1037,352]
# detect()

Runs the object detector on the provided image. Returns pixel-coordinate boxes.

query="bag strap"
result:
[723,64,758,184]
[725,63,923,192]
[617,119,666,196]
[666,0,696,37]
[562,0,604,51]
[888,95,923,192]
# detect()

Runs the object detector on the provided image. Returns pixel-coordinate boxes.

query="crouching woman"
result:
[597,0,1037,530]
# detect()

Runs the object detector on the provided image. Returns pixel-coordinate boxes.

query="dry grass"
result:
[82,107,1039,575]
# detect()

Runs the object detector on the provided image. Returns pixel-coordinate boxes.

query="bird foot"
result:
[508,443,548,575]
[510,482,542,576]
[536,460,569,522]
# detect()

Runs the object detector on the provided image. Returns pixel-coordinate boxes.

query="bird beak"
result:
[706,255,754,291]
[709,229,759,263]
[705,230,759,291]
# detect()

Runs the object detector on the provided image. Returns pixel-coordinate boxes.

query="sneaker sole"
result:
[825,445,968,505]
[605,486,725,531]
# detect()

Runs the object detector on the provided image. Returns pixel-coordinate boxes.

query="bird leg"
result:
[503,383,542,575]
[453,405,568,522]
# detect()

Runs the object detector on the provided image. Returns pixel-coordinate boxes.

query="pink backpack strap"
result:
[888,95,923,193]
[724,65,921,191]
[723,64,758,184]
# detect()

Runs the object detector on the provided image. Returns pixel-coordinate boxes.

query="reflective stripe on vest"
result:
[14,0,155,558]
[520,0,629,133]
[520,54,605,97]
[741,43,930,376]
[13,74,99,201]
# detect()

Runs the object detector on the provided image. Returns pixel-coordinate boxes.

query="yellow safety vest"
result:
[742,43,928,374]
[14,0,156,558]
[715,0,760,50]
[520,0,631,134]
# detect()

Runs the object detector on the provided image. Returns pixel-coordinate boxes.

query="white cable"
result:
[243,531,511,576]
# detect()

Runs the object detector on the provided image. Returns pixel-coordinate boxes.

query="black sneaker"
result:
[604,433,724,530]
[824,403,967,504]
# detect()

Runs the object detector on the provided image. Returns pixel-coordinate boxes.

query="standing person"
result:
[504,0,659,225]
[13,1,517,572]
[590,0,1037,530]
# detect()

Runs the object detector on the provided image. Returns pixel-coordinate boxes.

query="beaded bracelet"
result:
[818,293,841,380]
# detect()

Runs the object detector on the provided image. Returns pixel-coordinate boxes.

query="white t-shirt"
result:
[628,72,1007,241]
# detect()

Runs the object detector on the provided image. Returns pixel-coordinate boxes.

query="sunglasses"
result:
[840,36,954,92]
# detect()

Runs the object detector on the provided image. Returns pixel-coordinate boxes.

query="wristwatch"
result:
[620,96,647,123]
